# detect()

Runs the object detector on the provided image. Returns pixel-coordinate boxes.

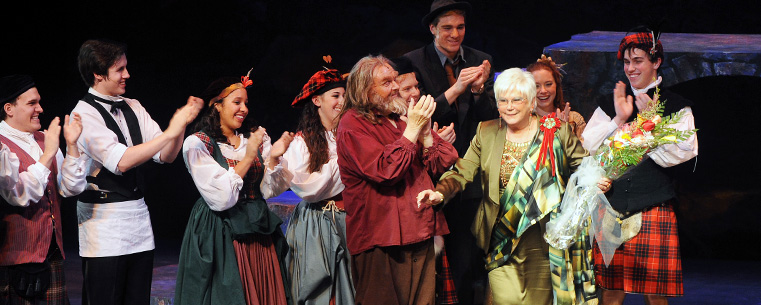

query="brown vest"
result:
[0,132,63,265]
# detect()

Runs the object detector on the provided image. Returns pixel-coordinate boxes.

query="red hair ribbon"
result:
[536,113,561,176]
[241,68,253,88]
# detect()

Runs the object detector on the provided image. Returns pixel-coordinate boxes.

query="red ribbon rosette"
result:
[536,113,561,176]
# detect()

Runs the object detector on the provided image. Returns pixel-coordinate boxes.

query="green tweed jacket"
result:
[436,116,586,255]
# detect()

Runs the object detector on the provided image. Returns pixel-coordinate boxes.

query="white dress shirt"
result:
[72,88,165,257]
[183,131,290,211]
[0,121,86,207]
[261,131,344,202]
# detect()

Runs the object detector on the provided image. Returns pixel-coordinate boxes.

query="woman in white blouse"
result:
[174,76,295,305]
[263,68,354,304]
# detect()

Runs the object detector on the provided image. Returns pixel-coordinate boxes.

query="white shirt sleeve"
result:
[279,135,344,202]
[57,149,88,197]
[0,145,50,207]
[182,135,244,211]
[647,107,698,167]
[581,107,620,154]
[129,101,165,163]
[260,132,294,199]
[0,143,12,189]
[75,103,129,175]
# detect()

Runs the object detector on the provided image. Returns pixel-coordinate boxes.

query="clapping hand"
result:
[470,60,491,93]
[246,127,266,157]
[270,131,295,159]
[40,117,61,169]
[613,81,633,125]
[433,122,456,144]
[406,95,435,131]
[166,96,204,138]
[63,113,83,146]
[555,102,571,122]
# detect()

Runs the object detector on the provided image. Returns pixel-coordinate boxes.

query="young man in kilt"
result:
[0,74,87,304]
[581,28,699,304]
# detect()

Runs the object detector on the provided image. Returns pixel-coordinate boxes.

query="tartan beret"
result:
[292,69,345,107]
[0,75,35,105]
[617,32,663,60]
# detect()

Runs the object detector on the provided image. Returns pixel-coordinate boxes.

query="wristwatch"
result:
[471,84,485,95]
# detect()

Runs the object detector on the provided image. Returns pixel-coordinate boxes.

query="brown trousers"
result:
[352,239,436,305]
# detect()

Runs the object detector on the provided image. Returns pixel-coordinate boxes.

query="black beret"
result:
[389,57,415,76]
[0,75,35,105]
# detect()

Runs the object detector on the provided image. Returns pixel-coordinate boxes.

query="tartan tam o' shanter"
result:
[617,31,663,60]
[291,69,346,107]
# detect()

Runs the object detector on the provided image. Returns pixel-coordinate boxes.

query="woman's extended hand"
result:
[598,177,613,193]
[416,189,444,208]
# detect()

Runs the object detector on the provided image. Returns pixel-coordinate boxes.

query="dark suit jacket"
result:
[404,43,498,199]
[403,43,499,157]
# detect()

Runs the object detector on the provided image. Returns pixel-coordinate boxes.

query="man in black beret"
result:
[403,1,497,303]
[0,74,86,304]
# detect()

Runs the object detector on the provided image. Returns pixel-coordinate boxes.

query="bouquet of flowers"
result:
[544,89,696,264]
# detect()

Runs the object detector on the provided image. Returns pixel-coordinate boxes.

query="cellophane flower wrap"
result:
[544,88,696,265]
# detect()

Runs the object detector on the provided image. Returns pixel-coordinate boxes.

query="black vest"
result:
[77,94,146,203]
[596,85,693,215]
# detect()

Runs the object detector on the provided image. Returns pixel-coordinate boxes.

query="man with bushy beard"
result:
[336,55,458,305]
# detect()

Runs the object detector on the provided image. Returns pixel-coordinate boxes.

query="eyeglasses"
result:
[497,97,527,107]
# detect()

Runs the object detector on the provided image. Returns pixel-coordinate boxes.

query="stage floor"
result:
[61,190,761,304]
[61,245,761,305]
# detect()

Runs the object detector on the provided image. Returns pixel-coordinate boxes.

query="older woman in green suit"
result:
[418,68,610,305]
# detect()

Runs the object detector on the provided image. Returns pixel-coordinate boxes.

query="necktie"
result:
[445,58,460,110]
[444,59,459,86]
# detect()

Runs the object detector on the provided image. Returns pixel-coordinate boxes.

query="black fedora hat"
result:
[422,0,472,27]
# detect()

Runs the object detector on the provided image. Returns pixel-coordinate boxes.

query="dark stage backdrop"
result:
[2,0,760,260]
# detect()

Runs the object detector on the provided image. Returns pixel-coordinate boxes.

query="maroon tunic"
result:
[336,109,457,254]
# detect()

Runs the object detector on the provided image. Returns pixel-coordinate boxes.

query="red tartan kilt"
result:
[437,248,458,305]
[593,203,684,297]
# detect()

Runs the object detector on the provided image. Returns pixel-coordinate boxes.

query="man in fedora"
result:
[403,1,497,303]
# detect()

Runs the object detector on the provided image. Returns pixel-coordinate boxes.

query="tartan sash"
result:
[486,129,597,304]
[486,130,568,270]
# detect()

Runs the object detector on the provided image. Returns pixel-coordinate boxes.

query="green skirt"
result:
[174,197,292,305]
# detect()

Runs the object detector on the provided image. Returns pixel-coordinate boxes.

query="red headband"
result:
[208,68,254,107]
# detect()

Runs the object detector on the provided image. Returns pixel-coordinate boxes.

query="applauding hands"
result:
[403,95,436,147]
